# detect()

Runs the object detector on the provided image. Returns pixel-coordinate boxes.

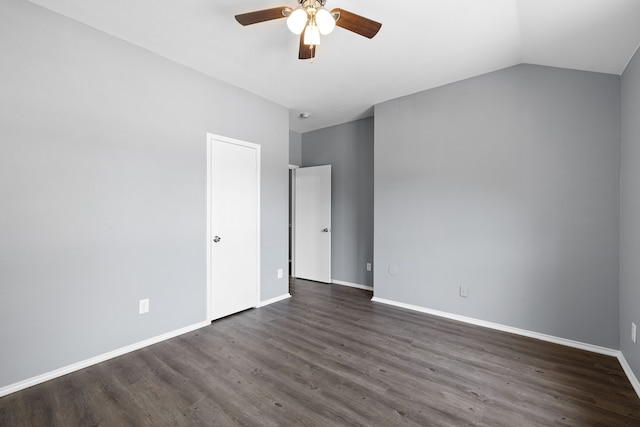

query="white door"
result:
[207,134,260,320]
[293,165,331,283]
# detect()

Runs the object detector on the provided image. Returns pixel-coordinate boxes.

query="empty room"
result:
[1,0,640,425]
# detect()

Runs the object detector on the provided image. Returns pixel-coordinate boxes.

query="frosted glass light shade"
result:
[303,24,321,45]
[287,8,308,34]
[315,8,336,35]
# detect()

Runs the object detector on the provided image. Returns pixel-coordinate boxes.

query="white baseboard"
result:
[270,287,640,400]
[0,320,210,398]
[257,293,291,307]
[371,297,640,397]
[332,280,373,291]
[0,294,292,398]
[370,296,640,398]
[5,296,637,402]
[618,352,640,399]
[371,296,619,357]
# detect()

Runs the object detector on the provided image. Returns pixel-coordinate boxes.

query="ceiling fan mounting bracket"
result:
[296,0,327,6]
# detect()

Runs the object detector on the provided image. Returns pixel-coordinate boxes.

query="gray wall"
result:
[301,118,374,287]
[375,64,620,349]
[621,46,640,377]
[0,0,289,389]
[289,130,302,166]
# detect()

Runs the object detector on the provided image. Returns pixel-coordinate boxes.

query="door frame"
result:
[206,133,261,322]
[289,165,298,278]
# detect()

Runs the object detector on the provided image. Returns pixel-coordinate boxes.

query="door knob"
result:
[213,236,221,243]
[321,228,329,232]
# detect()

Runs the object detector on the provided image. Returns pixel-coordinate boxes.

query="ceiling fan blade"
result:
[331,8,381,39]
[298,34,316,60]
[235,7,291,26]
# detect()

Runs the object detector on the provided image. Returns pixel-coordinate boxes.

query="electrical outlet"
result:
[139,298,149,314]
[633,322,637,344]
[277,268,283,279]
[459,286,469,298]
[366,263,372,271]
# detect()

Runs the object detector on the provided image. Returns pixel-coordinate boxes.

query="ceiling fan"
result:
[235,0,382,60]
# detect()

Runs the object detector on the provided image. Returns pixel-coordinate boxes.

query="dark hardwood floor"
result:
[1,278,639,426]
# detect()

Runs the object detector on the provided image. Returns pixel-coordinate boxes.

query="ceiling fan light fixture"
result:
[234,2,382,60]
[303,22,321,46]
[315,8,335,35]
[287,8,308,34]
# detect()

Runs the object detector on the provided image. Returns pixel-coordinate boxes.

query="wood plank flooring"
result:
[1,278,639,426]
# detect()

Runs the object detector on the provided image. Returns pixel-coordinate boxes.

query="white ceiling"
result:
[27,0,640,133]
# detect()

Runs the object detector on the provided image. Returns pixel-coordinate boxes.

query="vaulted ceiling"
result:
[28,0,640,133]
